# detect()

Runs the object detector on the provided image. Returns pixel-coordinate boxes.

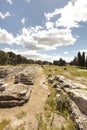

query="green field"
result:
[42,65,87,85]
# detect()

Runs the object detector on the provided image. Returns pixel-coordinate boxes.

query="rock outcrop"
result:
[0,83,31,107]
[14,72,34,85]
[0,69,8,78]
[0,66,35,108]
[49,75,87,130]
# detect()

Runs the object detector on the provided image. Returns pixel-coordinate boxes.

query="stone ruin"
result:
[14,72,34,85]
[0,67,35,108]
[48,75,87,130]
[0,83,31,107]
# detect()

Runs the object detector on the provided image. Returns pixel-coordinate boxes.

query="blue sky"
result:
[0,0,87,62]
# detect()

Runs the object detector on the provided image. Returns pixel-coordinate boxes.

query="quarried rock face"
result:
[14,72,34,85]
[0,82,6,91]
[0,83,31,108]
[0,66,36,108]
[49,75,87,130]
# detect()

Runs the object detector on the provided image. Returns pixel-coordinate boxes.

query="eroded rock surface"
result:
[49,75,87,130]
[0,66,35,108]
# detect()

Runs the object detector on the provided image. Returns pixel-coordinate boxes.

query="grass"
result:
[66,120,76,130]
[16,111,26,119]
[0,119,10,130]
[43,64,87,75]
[43,65,87,83]
[37,113,47,130]
[42,65,76,130]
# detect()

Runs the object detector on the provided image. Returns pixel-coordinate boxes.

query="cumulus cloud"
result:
[16,27,76,50]
[0,12,11,19]
[0,25,76,50]
[3,0,87,51]
[44,9,61,21]
[0,28,15,44]
[45,22,54,29]
[45,0,87,28]
[6,0,13,4]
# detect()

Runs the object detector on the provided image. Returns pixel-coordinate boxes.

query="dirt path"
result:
[0,65,49,130]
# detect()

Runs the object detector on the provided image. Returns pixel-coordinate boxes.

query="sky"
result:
[0,0,87,62]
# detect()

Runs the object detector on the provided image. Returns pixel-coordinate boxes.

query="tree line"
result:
[0,50,52,65]
[53,58,66,66]
[0,50,86,68]
[70,51,87,68]
[0,50,35,65]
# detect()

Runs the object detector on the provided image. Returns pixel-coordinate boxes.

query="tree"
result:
[82,52,85,67]
[7,51,17,65]
[53,58,66,66]
[0,51,8,65]
[53,60,58,65]
[69,56,78,66]
[58,58,66,66]
[16,54,23,64]
[85,56,87,69]
[77,52,82,67]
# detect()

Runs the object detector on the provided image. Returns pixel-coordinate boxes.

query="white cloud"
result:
[21,18,26,25]
[0,12,11,19]
[2,1,83,51]
[44,9,61,21]
[64,51,69,55]
[0,26,76,50]
[6,0,13,4]
[45,22,54,29]
[17,26,76,50]
[45,0,87,28]
[0,28,15,44]
[16,27,76,50]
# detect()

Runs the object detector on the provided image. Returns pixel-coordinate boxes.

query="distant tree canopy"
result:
[0,50,35,65]
[2,50,87,68]
[0,50,52,66]
[53,58,66,66]
[70,51,87,68]
[0,51,8,65]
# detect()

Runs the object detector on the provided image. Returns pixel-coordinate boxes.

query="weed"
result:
[0,119,10,130]
[16,111,26,119]
[37,114,47,130]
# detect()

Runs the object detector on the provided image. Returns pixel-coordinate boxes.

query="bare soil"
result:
[0,65,49,130]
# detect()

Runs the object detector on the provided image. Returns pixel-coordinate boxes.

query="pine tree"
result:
[77,52,82,66]
[82,52,85,67]
[85,56,87,69]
